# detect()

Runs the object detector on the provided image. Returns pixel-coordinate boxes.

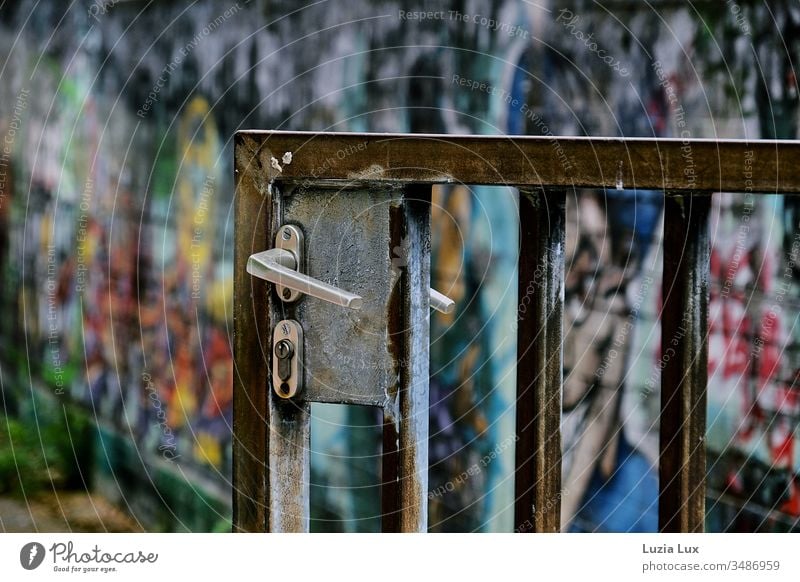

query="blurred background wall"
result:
[0,0,798,532]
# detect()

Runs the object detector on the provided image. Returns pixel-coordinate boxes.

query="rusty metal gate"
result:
[233,132,800,533]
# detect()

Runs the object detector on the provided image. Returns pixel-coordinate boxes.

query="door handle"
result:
[247,224,455,313]
[429,287,455,314]
[248,248,364,309]
[247,225,363,309]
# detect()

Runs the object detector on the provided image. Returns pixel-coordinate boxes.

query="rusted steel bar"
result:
[232,136,270,532]
[264,180,312,532]
[659,193,712,533]
[234,134,313,532]
[381,184,431,533]
[242,131,800,194]
[514,188,566,533]
[268,400,311,532]
[381,414,401,533]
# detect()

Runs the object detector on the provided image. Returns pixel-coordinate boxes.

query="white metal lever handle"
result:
[247,248,364,310]
[429,288,455,314]
[249,249,453,314]
[247,225,453,314]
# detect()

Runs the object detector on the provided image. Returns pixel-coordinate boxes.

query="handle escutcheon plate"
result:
[274,225,304,303]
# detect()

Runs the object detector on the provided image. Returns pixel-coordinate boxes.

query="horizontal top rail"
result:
[236,131,800,194]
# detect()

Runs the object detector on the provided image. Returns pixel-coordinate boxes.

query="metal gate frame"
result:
[233,131,800,533]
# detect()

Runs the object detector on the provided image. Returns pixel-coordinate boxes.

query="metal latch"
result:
[247,224,363,309]
[247,224,455,313]
[247,223,455,399]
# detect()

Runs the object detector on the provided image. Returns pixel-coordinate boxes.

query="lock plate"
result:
[272,319,303,398]
[281,187,429,406]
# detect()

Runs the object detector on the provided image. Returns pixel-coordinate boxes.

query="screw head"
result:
[282,288,292,299]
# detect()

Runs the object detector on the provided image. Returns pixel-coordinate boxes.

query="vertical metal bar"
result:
[266,183,312,532]
[232,136,270,532]
[382,184,431,532]
[381,412,401,533]
[268,400,311,532]
[233,136,311,533]
[514,187,566,533]
[659,192,711,533]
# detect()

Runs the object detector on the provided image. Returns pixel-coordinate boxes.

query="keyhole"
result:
[275,339,293,360]
[275,339,294,382]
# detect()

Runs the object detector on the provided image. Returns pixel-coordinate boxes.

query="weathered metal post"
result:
[659,192,711,533]
[514,187,566,533]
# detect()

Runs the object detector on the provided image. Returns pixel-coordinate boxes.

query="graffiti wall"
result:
[0,0,798,531]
